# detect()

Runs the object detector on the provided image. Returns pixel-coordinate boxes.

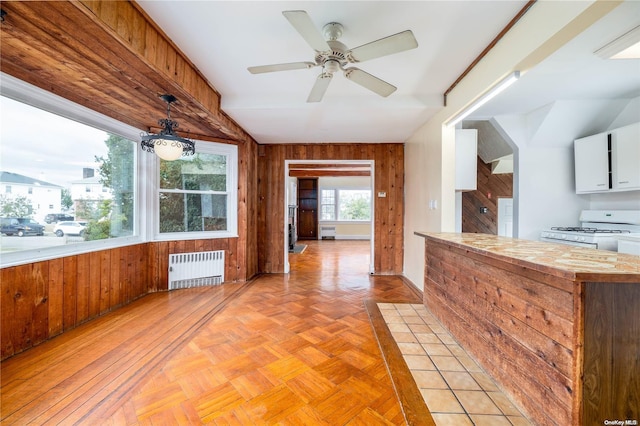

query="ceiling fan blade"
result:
[348,30,418,63]
[343,68,396,97]
[283,10,331,52]
[307,73,333,103]
[248,61,316,74]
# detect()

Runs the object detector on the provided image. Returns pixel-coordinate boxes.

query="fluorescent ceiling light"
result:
[595,25,640,59]
[446,71,520,127]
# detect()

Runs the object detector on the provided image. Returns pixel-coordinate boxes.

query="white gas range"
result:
[540,210,640,251]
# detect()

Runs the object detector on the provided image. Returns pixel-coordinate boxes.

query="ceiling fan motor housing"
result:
[315,40,348,72]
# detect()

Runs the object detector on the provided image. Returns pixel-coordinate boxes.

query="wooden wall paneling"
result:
[12,265,30,351]
[258,143,404,274]
[109,247,122,310]
[89,251,102,318]
[47,258,64,338]
[134,244,145,299]
[75,253,90,324]
[374,145,389,272]
[62,257,78,332]
[140,243,151,294]
[156,242,169,292]
[1,267,16,358]
[13,264,33,355]
[237,140,259,281]
[227,240,238,283]
[583,282,640,424]
[462,157,513,234]
[99,250,111,315]
[125,244,136,302]
[393,145,405,273]
[423,239,579,424]
[30,262,49,348]
[147,242,158,292]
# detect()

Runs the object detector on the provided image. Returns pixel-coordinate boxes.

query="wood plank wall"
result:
[257,144,404,274]
[1,245,149,360]
[423,239,577,425]
[583,282,640,424]
[462,157,512,234]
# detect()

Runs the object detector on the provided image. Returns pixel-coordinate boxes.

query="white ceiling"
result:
[138,1,640,144]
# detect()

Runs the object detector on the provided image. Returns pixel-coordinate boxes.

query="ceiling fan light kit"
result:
[248,10,418,102]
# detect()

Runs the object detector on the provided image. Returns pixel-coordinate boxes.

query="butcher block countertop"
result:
[415,232,639,282]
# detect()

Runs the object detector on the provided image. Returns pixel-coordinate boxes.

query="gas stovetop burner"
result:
[550,227,631,234]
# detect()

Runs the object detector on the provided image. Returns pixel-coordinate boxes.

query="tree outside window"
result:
[320,189,371,221]
[158,153,229,234]
[338,190,371,221]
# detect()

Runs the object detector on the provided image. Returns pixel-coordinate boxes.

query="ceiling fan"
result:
[247,10,418,102]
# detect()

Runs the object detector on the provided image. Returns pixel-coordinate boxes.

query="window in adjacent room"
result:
[320,188,372,221]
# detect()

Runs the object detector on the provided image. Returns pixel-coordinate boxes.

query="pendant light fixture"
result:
[141,94,195,161]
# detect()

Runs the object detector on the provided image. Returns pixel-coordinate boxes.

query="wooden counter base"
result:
[415,232,640,426]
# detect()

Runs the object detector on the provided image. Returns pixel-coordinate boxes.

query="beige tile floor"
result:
[377,303,531,426]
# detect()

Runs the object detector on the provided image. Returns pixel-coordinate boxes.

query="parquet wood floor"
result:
[1,240,428,425]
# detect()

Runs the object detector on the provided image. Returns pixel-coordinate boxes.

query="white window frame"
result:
[150,141,238,241]
[0,73,143,267]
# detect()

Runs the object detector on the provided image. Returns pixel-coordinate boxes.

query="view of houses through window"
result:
[0,94,136,255]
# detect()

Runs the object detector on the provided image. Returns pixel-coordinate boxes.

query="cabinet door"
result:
[574,133,609,193]
[455,129,477,191]
[611,122,640,191]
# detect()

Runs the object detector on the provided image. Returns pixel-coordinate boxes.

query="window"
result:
[156,142,237,238]
[5,185,11,194]
[1,75,141,266]
[321,189,336,220]
[320,189,372,221]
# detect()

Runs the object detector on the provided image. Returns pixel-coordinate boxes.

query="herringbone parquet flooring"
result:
[1,240,426,425]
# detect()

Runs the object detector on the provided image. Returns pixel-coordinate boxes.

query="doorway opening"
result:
[283,160,375,274]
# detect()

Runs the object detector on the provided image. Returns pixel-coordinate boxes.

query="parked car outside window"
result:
[53,221,86,237]
[0,217,45,237]
[44,213,74,224]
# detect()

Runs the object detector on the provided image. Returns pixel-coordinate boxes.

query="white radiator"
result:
[168,250,225,290]
[321,226,336,239]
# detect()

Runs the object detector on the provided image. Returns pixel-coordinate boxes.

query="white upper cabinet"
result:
[455,129,477,191]
[574,122,640,194]
[574,132,609,193]
[611,122,640,191]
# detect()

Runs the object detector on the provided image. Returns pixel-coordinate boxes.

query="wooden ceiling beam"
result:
[289,170,370,177]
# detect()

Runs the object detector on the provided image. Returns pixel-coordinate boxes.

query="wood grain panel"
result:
[423,239,575,425]
[462,157,513,234]
[1,244,150,360]
[257,143,404,274]
[583,282,640,424]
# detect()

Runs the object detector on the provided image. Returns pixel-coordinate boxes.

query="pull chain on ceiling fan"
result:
[248,10,418,102]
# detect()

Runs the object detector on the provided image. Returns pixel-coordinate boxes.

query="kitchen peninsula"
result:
[415,232,639,426]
